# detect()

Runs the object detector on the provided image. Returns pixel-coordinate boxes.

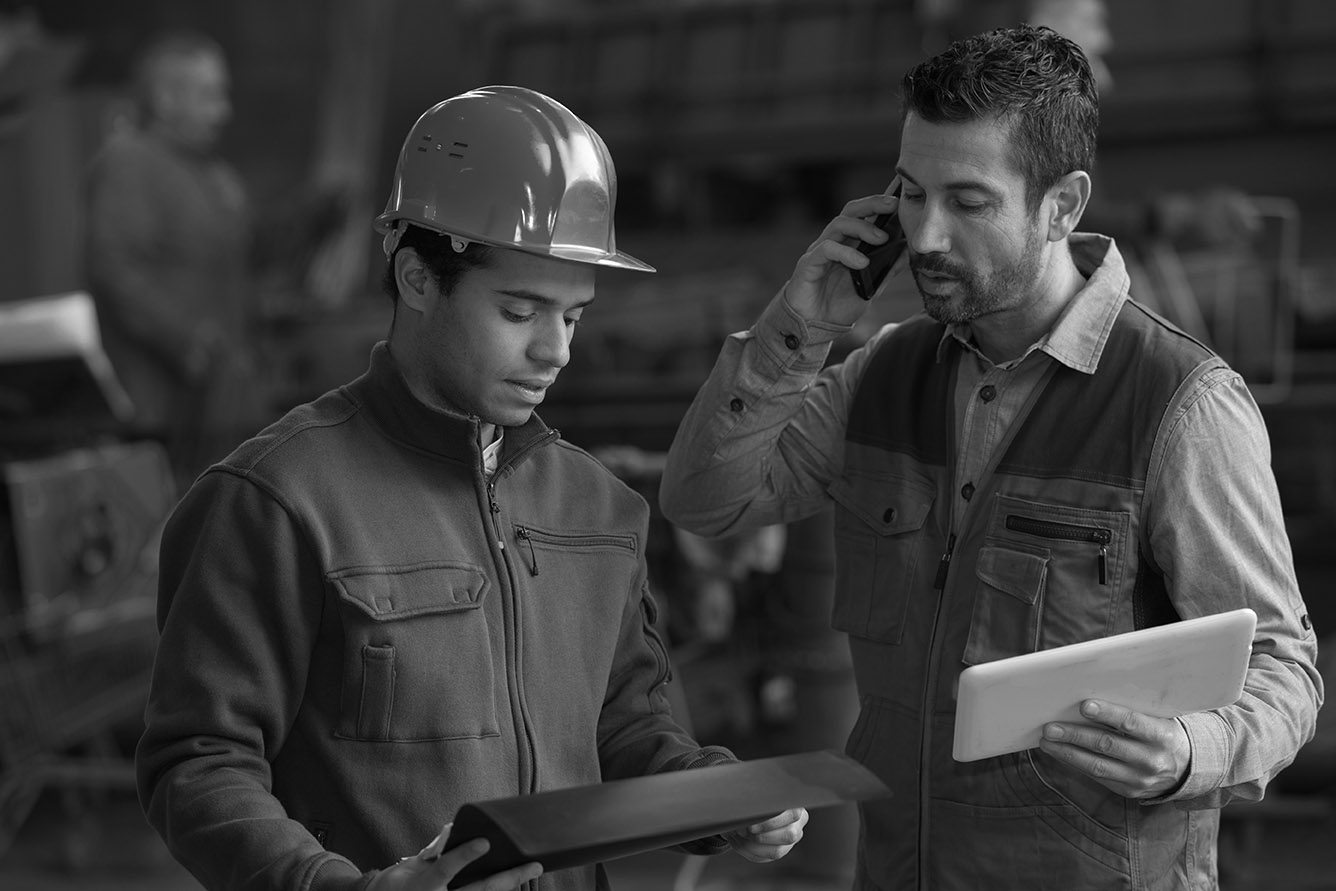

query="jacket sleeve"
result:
[135,470,369,891]
[659,287,891,538]
[1144,363,1324,807]
[595,567,738,856]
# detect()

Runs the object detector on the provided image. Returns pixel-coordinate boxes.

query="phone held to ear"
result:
[849,191,906,300]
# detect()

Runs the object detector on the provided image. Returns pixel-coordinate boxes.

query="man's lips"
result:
[508,379,556,402]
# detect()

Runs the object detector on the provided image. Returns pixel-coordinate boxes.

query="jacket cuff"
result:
[665,746,740,856]
[308,854,375,891]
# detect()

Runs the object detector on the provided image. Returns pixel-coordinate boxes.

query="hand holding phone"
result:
[849,188,906,300]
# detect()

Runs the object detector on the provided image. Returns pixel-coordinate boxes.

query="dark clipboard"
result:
[443,749,891,887]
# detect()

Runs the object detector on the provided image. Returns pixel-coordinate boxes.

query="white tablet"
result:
[952,608,1256,763]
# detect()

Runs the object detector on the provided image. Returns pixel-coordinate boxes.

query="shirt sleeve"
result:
[1143,363,1324,806]
[660,288,894,536]
[135,470,367,891]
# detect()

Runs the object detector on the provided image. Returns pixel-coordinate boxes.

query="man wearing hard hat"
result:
[134,86,808,891]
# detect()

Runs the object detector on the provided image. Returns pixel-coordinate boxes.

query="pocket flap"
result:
[331,562,488,621]
[828,475,933,536]
[975,545,1047,605]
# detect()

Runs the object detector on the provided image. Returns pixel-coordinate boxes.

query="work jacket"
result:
[137,343,731,891]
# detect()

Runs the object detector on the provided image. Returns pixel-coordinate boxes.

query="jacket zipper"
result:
[920,531,955,888]
[487,480,505,551]
[1005,514,1112,585]
[480,424,559,800]
[932,533,957,590]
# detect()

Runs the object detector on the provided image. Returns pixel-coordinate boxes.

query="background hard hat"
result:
[375,85,652,272]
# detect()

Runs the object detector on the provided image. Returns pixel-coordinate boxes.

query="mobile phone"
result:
[850,190,906,300]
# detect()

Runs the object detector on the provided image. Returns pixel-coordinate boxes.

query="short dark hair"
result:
[900,24,1099,210]
[380,225,496,304]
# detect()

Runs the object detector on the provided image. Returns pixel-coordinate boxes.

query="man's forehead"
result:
[896,113,1023,191]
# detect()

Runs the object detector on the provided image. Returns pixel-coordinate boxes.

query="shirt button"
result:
[783,333,800,350]
[882,508,896,523]
[979,385,997,402]
[729,397,745,412]
[961,482,975,501]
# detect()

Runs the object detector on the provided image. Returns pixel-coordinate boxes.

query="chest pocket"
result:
[330,562,498,742]
[828,473,936,644]
[965,494,1132,665]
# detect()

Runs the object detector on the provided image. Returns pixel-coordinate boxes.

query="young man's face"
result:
[404,246,595,434]
[895,112,1049,326]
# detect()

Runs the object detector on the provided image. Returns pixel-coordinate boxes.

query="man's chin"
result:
[484,407,538,430]
[920,293,956,325]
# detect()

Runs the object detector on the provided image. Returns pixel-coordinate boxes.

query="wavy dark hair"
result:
[381,224,496,304]
[900,24,1099,211]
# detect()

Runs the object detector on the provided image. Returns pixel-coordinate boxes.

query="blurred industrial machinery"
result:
[0,292,175,864]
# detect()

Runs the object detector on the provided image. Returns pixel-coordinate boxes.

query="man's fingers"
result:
[438,837,490,873]
[794,238,873,284]
[839,191,900,223]
[745,807,809,835]
[457,861,543,891]
[438,837,543,891]
[807,203,897,255]
[727,807,809,862]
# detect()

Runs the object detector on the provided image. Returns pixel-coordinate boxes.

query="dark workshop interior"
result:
[1,0,1334,889]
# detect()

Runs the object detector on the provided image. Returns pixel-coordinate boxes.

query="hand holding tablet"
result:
[952,608,1256,763]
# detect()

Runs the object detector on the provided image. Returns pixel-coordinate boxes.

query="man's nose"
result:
[906,202,950,256]
[530,316,571,368]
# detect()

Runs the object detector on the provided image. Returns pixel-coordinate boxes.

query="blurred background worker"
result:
[83,30,258,488]
[83,29,348,489]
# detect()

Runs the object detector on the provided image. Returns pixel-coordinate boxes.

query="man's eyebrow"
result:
[495,289,595,310]
[894,168,1003,199]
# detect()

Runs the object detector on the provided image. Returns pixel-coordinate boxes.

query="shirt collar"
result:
[483,431,504,477]
[934,234,1129,374]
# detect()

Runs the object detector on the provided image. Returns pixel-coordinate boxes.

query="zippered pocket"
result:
[1005,515,1112,585]
[513,525,636,577]
[967,496,1132,662]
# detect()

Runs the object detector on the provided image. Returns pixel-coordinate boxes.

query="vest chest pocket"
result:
[330,562,499,742]
[966,495,1133,664]
[828,474,936,644]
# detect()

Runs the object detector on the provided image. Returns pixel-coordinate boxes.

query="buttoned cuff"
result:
[1148,712,1232,804]
[742,288,853,375]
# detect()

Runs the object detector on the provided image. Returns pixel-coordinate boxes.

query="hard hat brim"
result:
[375,215,655,273]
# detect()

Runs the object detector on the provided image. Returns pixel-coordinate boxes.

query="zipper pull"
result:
[516,526,539,577]
[487,485,504,551]
[1098,544,1108,585]
[933,533,957,590]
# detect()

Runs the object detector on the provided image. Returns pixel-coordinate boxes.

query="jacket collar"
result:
[348,342,554,465]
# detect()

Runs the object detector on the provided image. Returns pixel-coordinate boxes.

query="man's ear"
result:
[1046,170,1091,242]
[394,248,432,313]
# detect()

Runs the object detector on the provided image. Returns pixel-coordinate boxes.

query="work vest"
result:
[830,302,1225,891]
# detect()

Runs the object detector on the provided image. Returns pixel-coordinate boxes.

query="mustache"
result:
[909,252,966,277]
